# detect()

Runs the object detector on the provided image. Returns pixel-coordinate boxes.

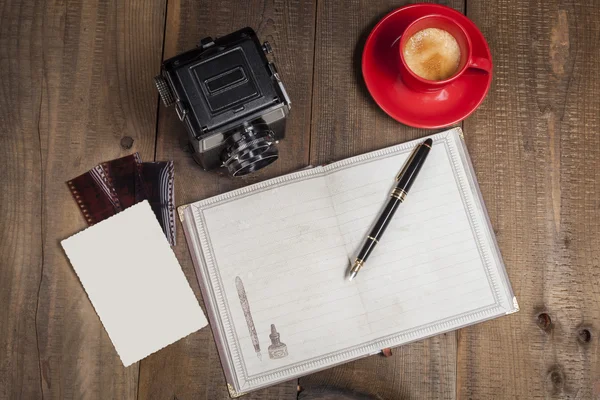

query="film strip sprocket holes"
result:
[99,154,147,209]
[138,161,176,246]
[66,153,176,245]
[67,179,94,225]
[67,171,119,225]
[92,164,122,211]
[165,161,176,245]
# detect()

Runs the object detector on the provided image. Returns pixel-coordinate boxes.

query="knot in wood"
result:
[577,328,591,344]
[120,136,134,150]
[536,312,552,332]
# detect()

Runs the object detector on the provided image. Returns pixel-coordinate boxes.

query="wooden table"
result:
[1,0,599,399]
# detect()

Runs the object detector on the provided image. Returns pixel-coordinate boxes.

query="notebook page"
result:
[325,133,497,339]
[186,128,516,393]
[197,174,371,378]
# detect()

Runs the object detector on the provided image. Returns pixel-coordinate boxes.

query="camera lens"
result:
[222,120,279,177]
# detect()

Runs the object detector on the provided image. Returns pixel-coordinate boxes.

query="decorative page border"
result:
[184,128,516,393]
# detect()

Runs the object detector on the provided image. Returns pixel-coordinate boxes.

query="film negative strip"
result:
[139,161,176,245]
[67,172,118,225]
[66,153,176,245]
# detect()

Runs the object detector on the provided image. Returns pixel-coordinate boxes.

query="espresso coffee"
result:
[403,28,461,81]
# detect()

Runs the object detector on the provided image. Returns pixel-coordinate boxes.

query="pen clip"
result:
[396,143,421,181]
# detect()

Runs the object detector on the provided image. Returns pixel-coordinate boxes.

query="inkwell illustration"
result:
[235,276,261,360]
[267,324,288,359]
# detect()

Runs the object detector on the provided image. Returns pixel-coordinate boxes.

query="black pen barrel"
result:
[396,138,432,193]
[354,139,432,265]
[356,198,402,262]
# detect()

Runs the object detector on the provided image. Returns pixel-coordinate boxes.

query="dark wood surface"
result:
[138,0,316,399]
[1,0,598,399]
[457,0,600,399]
[1,0,166,398]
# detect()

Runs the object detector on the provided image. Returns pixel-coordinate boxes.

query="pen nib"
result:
[348,259,363,281]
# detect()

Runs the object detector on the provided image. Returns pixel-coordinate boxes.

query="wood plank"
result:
[458,0,600,398]
[300,1,463,399]
[31,1,166,398]
[0,0,44,398]
[138,0,316,399]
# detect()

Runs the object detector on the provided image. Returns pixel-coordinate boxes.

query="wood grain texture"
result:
[300,1,463,399]
[137,0,316,399]
[458,0,600,398]
[0,0,44,398]
[3,0,600,399]
[31,0,165,399]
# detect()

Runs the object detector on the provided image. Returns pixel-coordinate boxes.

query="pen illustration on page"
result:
[235,276,262,360]
[267,324,288,359]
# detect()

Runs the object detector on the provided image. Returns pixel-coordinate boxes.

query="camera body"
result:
[154,28,291,177]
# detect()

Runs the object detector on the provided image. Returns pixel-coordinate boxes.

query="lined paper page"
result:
[200,175,370,376]
[326,140,496,339]
[187,129,515,390]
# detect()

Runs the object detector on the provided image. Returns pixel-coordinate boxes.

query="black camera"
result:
[154,28,291,177]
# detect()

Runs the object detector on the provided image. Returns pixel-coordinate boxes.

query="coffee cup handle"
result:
[468,56,492,73]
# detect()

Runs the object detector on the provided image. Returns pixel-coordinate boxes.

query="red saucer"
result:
[362,4,493,128]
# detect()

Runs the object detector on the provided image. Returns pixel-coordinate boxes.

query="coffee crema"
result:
[403,28,461,81]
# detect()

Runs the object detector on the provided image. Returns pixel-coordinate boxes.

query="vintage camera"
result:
[154,28,291,177]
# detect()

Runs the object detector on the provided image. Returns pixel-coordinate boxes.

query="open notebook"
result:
[179,127,518,397]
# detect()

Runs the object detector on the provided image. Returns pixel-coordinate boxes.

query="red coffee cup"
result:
[399,14,492,92]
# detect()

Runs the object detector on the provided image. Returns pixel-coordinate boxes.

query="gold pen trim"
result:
[350,258,364,273]
[367,236,378,243]
[397,140,431,180]
[396,146,419,181]
[390,187,407,201]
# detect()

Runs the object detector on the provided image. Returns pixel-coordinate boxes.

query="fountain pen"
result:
[348,138,433,281]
